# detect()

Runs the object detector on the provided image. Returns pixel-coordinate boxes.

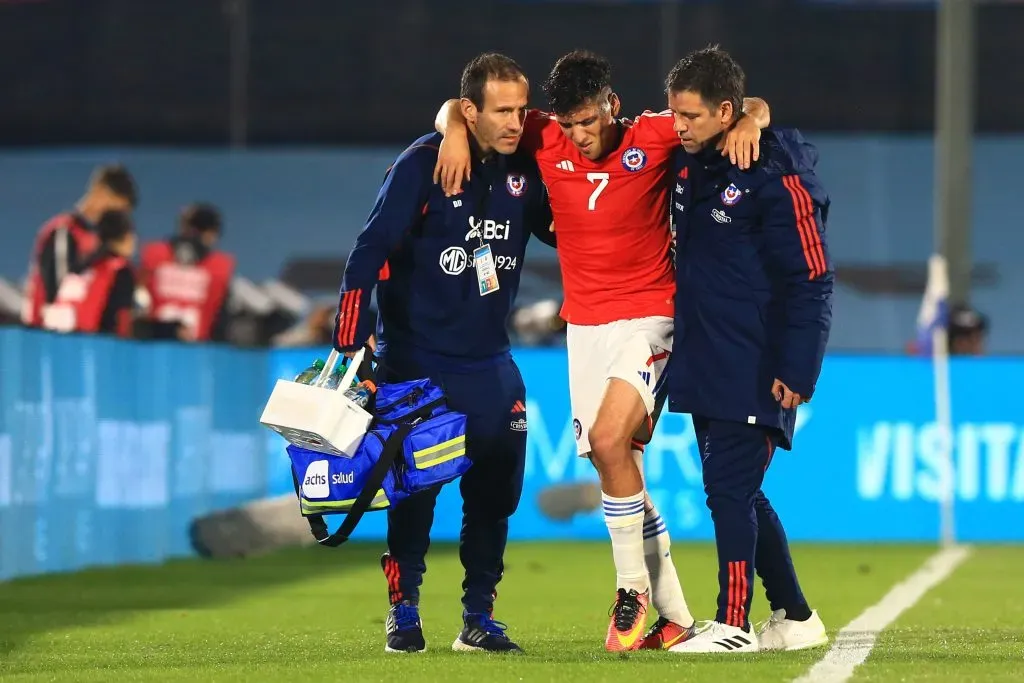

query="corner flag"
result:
[917,254,956,547]
[914,255,950,356]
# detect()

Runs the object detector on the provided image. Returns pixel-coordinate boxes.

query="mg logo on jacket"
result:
[439,246,468,275]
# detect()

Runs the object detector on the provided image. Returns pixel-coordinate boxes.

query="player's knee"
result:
[587,421,632,469]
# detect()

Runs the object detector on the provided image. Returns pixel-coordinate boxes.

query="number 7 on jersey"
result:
[587,172,609,211]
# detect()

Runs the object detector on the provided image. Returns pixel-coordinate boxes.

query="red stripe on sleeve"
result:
[342,289,361,346]
[339,290,354,346]
[782,175,824,279]
[335,291,353,348]
[789,175,827,277]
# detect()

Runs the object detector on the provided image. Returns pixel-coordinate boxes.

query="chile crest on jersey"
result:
[721,183,743,206]
[621,146,647,172]
[506,173,527,197]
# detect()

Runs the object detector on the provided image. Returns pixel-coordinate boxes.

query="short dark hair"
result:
[460,52,527,110]
[95,210,134,243]
[180,202,223,235]
[90,164,138,208]
[542,50,612,116]
[665,45,745,116]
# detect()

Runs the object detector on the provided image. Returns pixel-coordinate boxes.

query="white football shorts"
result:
[566,315,673,457]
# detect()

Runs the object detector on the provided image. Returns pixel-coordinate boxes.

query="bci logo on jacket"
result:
[464,216,512,242]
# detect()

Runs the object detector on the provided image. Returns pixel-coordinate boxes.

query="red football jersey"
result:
[140,241,235,342]
[520,109,678,325]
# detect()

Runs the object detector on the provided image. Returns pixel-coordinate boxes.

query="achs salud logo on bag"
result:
[302,460,330,499]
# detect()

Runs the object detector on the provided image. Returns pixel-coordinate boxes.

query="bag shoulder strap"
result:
[375,397,446,425]
[295,421,415,548]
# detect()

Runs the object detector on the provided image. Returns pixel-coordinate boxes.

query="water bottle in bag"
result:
[293,359,326,384]
[343,380,377,408]
[324,369,349,391]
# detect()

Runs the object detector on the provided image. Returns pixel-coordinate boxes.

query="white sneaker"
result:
[666,620,759,654]
[756,609,828,651]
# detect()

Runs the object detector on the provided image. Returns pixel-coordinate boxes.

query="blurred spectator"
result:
[21,164,137,328]
[138,202,235,343]
[906,302,989,357]
[41,211,137,339]
[510,299,566,347]
[948,304,988,356]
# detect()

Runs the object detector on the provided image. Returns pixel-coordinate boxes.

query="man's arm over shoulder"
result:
[742,97,770,129]
[519,109,556,155]
[631,109,677,148]
[334,142,435,352]
[433,103,549,196]
[639,97,769,149]
[759,164,834,399]
[434,100,550,150]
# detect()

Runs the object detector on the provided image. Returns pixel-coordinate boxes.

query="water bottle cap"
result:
[312,358,326,369]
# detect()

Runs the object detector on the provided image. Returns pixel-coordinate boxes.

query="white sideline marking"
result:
[793,544,971,683]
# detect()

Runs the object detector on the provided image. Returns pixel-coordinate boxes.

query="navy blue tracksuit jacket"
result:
[334,132,554,359]
[667,128,834,450]
[332,132,554,614]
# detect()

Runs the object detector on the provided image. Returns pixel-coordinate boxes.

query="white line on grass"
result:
[792,544,972,683]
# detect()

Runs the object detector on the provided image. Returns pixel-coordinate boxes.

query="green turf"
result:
[0,541,995,682]
[855,546,1024,682]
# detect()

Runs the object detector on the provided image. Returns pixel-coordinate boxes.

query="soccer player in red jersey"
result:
[434,50,769,652]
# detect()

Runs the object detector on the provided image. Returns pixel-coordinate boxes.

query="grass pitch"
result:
[0,542,1020,682]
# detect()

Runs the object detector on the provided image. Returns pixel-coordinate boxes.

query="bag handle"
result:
[314,346,377,389]
[295,421,414,548]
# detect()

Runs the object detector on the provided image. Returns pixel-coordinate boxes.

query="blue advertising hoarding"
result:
[0,328,268,581]
[1,328,1020,582]
[268,348,1024,545]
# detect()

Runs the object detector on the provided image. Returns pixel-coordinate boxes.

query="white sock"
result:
[602,491,649,593]
[643,503,694,626]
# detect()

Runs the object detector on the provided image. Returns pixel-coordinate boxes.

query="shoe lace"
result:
[393,602,420,631]
[609,588,647,632]
[467,613,510,639]
[644,616,671,639]
[755,610,785,634]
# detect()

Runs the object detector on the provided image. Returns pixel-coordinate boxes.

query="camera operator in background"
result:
[41,210,138,339]
[139,202,235,343]
[946,305,988,356]
[22,164,138,329]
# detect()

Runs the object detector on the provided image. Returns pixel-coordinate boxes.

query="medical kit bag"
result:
[261,348,472,547]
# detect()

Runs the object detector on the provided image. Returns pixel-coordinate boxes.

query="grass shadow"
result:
[0,542,459,657]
